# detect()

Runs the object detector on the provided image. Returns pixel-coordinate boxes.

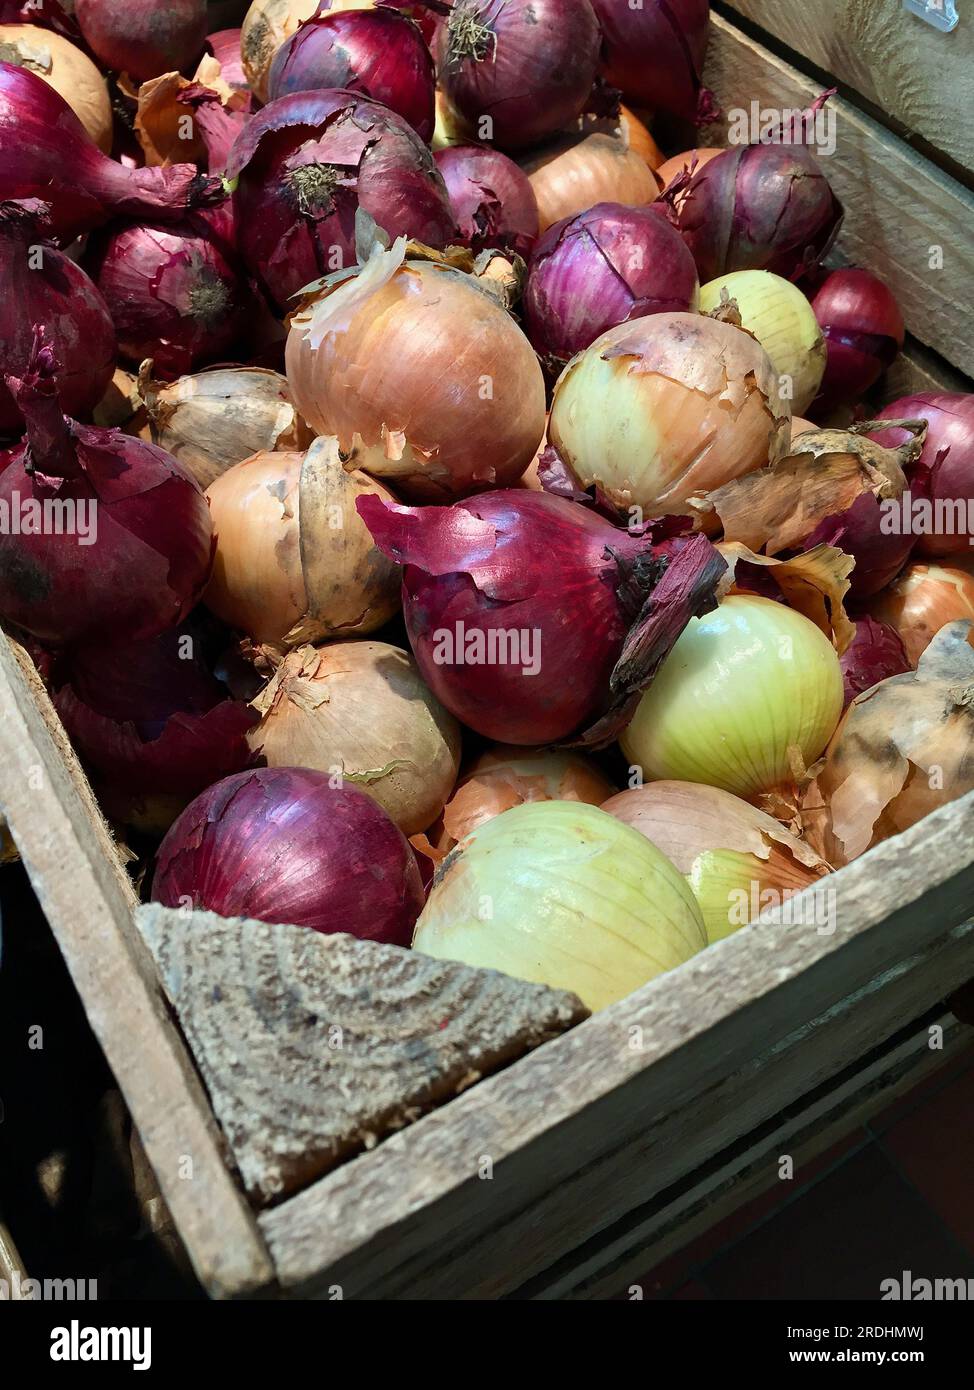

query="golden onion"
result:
[519,113,659,232]
[868,557,974,666]
[0,23,113,151]
[413,801,706,1012]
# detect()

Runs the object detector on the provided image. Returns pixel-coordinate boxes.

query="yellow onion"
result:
[413,801,706,1011]
[140,365,314,490]
[791,415,816,435]
[699,270,826,415]
[0,24,112,152]
[549,312,790,516]
[803,621,974,866]
[655,146,722,200]
[93,368,147,431]
[519,113,659,232]
[241,0,373,103]
[868,557,974,666]
[621,596,844,802]
[204,436,400,648]
[602,781,830,943]
[248,641,461,834]
[286,237,546,501]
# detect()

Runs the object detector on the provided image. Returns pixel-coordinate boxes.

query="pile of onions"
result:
[267,8,435,142]
[868,558,974,666]
[0,200,115,433]
[839,616,910,707]
[590,0,711,122]
[54,616,257,833]
[357,488,725,744]
[435,0,600,152]
[0,61,223,241]
[204,436,400,648]
[870,394,974,556]
[434,145,539,259]
[249,640,462,835]
[524,203,699,375]
[603,782,830,944]
[226,89,455,310]
[698,270,826,415]
[75,0,207,83]
[90,220,248,379]
[519,113,659,232]
[240,0,322,104]
[620,596,845,801]
[548,311,790,515]
[413,800,707,1012]
[139,365,313,490]
[0,330,213,646]
[809,268,904,413]
[285,238,545,500]
[803,621,974,867]
[152,766,425,944]
[0,22,112,151]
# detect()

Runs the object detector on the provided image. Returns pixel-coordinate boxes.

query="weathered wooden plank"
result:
[704,14,974,374]
[722,0,974,179]
[0,631,276,1300]
[879,339,973,401]
[260,791,974,1299]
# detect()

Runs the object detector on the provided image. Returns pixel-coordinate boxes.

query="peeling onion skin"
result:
[75,0,207,84]
[413,800,707,1012]
[868,558,974,667]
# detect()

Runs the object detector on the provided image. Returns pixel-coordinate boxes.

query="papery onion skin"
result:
[870,394,974,557]
[206,29,250,94]
[75,0,207,83]
[590,0,710,123]
[152,766,425,944]
[519,114,659,232]
[267,9,435,141]
[602,781,829,944]
[434,145,539,259]
[413,800,707,1011]
[549,312,790,516]
[839,616,910,707]
[436,0,600,153]
[0,22,113,151]
[809,268,904,413]
[621,596,844,800]
[523,203,700,375]
[868,558,974,666]
[226,89,455,311]
[655,147,723,198]
[249,640,462,835]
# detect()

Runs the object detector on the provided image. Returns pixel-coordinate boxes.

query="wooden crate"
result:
[2,13,974,1299]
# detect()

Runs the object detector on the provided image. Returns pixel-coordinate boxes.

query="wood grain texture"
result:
[138,905,587,1205]
[0,631,275,1300]
[260,790,974,1298]
[704,14,974,374]
[723,0,974,178]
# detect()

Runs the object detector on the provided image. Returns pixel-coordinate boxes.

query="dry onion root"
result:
[0,23,113,152]
[204,436,401,649]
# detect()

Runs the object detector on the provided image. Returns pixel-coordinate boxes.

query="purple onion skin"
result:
[206,28,252,99]
[90,221,248,379]
[869,395,974,558]
[803,491,916,601]
[590,0,709,122]
[152,768,426,944]
[810,268,905,414]
[226,90,455,310]
[436,0,601,152]
[434,145,539,259]
[678,143,843,284]
[75,0,207,84]
[523,202,699,374]
[267,10,435,142]
[840,616,911,707]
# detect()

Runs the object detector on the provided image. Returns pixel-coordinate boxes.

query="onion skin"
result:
[868,558,974,666]
[0,22,113,151]
[152,766,425,944]
[249,640,462,835]
[205,29,251,96]
[240,0,322,104]
[655,147,723,197]
[809,268,904,413]
[519,114,659,232]
[226,89,455,311]
[434,145,539,259]
[414,800,706,1012]
[590,0,710,123]
[839,616,910,707]
[75,0,207,83]
[524,202,700,375]
[870,394,974,557]
[267,9,435,141]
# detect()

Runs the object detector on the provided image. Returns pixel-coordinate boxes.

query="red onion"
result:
[839,615,910,707]
[590,0,711,123]
[357,489,725,745]
[75,0,207,82]
[433,145,539,258]
[0,329,214,646]
[802,490,917,600]
[152,766,426,943]
[809,268,905,412]
[0,201,115,434]
[206,28,251,97]
[89,220,248,378]
[267,9,435,142]
[54,616,257,832]
[0,61,223,242]
[870,395,974,557]
[436,0,601,152]
[226,89,455,310]
[523,202,699,374]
